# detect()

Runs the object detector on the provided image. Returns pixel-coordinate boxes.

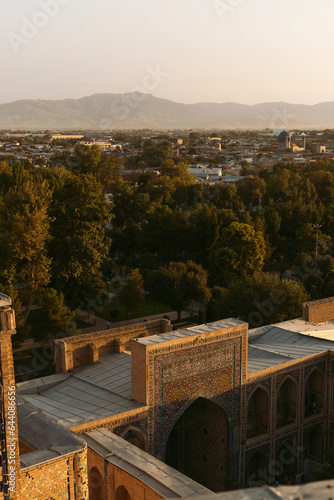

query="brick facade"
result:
[20,451,88,500]
[87,447,164,500]
[303,296,334,323]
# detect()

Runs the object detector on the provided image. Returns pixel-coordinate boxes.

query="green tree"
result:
[50,173,112,308]
[42,288,76,333]
[0,181,52,323]
[118,269,145,319]
[207,273,309,327]
[70,144,102,175]
[148,261,211,321]
[209,222,266,284]
[98,153,122,186]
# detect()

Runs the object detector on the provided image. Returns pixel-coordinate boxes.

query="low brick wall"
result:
[54,319,172,372]
[303,296,334,323]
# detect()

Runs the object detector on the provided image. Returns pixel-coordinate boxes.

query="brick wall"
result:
[20,451,88,499]
[54,319,172,373]
[87,447,164,500]
[106,461,164,500]
[303,297,334,323]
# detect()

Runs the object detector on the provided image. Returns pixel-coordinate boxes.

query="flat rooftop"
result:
[247,317,334,373]
[135,319,246,346]
[17,397,86,468]
[18,352,144,427]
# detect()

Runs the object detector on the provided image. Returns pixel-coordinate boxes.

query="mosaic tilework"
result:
[144,325,248,489]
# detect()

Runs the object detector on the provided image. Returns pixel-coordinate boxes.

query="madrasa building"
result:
[2,291,334,499]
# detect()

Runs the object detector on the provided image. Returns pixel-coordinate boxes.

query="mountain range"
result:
[0,93,334,130]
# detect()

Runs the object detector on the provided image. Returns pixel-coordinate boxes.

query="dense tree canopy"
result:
[1,150,334,335]
[49,172,112,308]
[148,261,211,320]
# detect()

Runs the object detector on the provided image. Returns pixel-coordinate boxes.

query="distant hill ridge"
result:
[0,93,334,130]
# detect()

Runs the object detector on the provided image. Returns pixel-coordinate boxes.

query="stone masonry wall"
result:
[303,297,334,323]
[54,319,172,373]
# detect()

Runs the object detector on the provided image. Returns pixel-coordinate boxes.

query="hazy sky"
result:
[1,0,333,105]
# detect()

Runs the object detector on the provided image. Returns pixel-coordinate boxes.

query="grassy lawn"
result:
[89,296,172,322]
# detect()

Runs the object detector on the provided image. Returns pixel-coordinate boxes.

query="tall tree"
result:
[70,144,102,176]
[209,222,266,285]
[118,269,145,319]
[0,181,52,323]
[49,173,112,308]
[148,261,211,321]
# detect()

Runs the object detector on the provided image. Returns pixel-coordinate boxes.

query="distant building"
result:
[278,130,291,151]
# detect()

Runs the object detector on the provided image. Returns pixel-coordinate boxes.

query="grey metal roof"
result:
[85,429,212,498]
[249,325,334,362]
[20,352,143,427]
[247,345,293,373]
[17,397,86,468]
[74,352,132,397]
[135,319,246,346]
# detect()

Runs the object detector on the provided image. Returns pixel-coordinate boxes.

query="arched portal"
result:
[116,485,131,500]
[165,397,229,492]
[89,467,103,500]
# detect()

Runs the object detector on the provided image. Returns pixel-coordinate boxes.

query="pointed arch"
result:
[277,377,297,428]
[89,466,103,500]
[116,485,131,500]
[165,397,229,492]
[305,368,324,417]
[247,387,269,439]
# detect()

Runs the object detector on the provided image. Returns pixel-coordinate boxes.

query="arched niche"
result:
[277,378,297,428]
[305,369,324,417]
[247,387,269,439]
[115,485,131,500]
[89,466,103,500]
